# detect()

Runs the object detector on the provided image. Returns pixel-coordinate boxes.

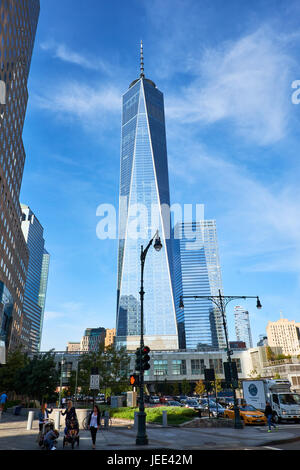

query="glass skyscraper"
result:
[234,306,253,349]
[38,248,50,350]
[21,204,48,353]
[116,45,178,351]
[173,221,226,350]
[0,0,40,350]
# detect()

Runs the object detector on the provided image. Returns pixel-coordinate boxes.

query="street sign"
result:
[90,374,100,390]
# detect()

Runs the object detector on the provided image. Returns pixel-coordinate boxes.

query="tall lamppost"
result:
[179,290,262,429]
[136,230,162,446]
[58,356,65,408]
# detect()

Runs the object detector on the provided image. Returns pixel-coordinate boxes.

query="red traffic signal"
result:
[141,345,151,371]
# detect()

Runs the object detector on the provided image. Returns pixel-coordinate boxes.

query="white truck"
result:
[242,379,300,423]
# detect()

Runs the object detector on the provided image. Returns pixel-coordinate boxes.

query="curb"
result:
[259,435,300,447]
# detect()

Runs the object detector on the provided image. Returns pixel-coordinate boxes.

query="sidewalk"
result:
[0,413,300,450]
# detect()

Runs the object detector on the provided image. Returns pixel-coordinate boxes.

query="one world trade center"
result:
[116,43,178,350]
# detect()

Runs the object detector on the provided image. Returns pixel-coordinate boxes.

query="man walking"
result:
[264,401,278,432]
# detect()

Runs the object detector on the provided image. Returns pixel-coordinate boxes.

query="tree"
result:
[213,375,222,395]
[0,348,28,397]
[194,380,205,396]
[15,350,59,403]
[266,346,275,362]
[76,344,130,396]
[172,382,179,396]
[181,379,190,395]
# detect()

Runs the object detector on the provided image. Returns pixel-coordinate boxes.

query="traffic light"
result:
[135,347,142,371]
[223,361,239,389]
[141,346,151,371]
[129,374,140,387]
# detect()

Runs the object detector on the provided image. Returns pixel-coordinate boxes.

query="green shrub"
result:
[108,406,197,425]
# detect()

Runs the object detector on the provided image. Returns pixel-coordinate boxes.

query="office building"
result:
[116,43,178,350]
[105,328,116,348]
[173,221,226,350]
[80,327,106,352]
[21,204,46,353]
[37,249,50,350]
[234,306,253,349]
[0,0,40,350]
[267,318,300,356]
[66,342,81,353]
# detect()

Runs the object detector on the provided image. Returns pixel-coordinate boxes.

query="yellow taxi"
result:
[224,404,267,425]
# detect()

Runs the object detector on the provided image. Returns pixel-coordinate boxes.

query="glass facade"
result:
[234,306,253,349]
[0,280,13,344]
[172,359,187,375]
[37,249,50,350]
[173,221,226,350]
[21,204,45,353]
[116,75,178,350]
[0,0,40,351]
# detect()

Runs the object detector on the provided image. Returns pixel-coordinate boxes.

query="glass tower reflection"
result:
[173,221,226,350]
[116,64,178,350]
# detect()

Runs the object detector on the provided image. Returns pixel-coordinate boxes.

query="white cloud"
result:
[33,81,121,127]
[168,139,300,273]
[40,40,111,74]
[166,28,295,145]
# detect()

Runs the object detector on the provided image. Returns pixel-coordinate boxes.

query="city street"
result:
[1,413,300,451]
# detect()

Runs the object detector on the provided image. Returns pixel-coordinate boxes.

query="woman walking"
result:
[264,401,278,432]
[61,400,78,433]
[88,405,101,449]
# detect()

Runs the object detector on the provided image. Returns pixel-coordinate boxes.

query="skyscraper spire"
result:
[140,40,144,78]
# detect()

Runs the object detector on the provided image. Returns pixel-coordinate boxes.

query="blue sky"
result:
[20,0,300,350]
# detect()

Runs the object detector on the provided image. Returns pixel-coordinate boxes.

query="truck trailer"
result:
[242,379,300,423]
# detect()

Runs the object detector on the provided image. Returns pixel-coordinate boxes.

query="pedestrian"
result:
[44,429,59,450]
[88,405,101,449]
[61,400,77,432]
[61,396,66,409]
[0,391,7,412]
[38,403,53,432]
[264,401,278,432]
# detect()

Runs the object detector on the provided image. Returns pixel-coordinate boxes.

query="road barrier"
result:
[162,410,168,427]
[27,411,34,430]
[54,411,60,429]
[104,411,110,429]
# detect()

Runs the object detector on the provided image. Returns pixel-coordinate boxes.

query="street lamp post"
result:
[136,230,162,446]
[179,290,262,429]
[58,356,65,408]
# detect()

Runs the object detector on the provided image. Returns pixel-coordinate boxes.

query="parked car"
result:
[166,401,184,407]
[184,399,202,410]
[224,404,267,425]
[217,397,232,408]
[149,396,160,404]
[203,402,225,417]
[159,396,173,404]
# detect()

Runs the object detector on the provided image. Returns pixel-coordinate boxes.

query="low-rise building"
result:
[80,327,106,352]
[105,328,116,348]
[66,342,81,353]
